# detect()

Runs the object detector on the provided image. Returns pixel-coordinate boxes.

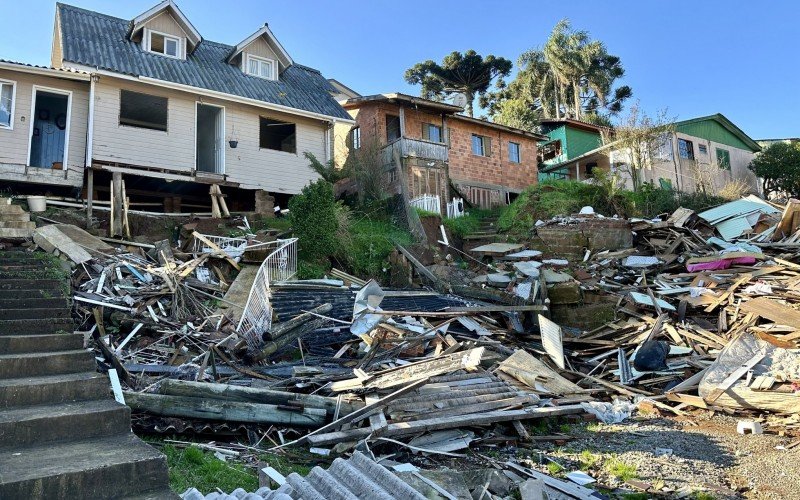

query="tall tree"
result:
[612,102,674,191]
[484,19,631,126]
[404,50,512,117]
[749,142,800,198]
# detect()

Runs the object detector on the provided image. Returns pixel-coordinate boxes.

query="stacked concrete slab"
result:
[0,198,36,239]
[0,250,175,499]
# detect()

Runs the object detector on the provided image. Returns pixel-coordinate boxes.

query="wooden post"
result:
[210,185,222,218]
[86,168,93,229]
[111,172,123,237]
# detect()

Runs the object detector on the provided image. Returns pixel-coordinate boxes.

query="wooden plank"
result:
[124,391,326,426]
[740,297,800,329]
[306,405,586,446]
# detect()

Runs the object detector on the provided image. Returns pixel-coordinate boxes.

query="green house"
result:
[537,119,605,180]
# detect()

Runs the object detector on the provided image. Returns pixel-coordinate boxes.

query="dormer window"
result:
[246,54,275,80]
[146,30,181,59]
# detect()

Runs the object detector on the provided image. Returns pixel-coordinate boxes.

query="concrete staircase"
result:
[0,250,175,499]
[0,198,36,239]
[462,215,501,241]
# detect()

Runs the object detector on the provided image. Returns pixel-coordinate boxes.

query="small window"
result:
[0,80,15,129]
[349,126,361,150]
[246,55,275,80]
[678,138,694,160]
[508,142,521,163]
[386,115,401,142]
[698,144,708,155]
[260,117,296,153]
[421,123,442,143]
[656,135,673,160]
[119,90,168,131]
[148,31,180,58]
[716,148,731,170]
[472,134,491,156]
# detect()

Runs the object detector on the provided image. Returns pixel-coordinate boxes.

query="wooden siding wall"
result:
[91,76,326,193]
[616,131,759,194]
[144,12,188,39]
[0,68,89,171]
[243,38,280,62]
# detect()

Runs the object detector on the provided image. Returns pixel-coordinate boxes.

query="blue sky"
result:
[2,0,797,138]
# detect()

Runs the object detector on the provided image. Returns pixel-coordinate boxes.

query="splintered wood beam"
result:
[305,405,586,446]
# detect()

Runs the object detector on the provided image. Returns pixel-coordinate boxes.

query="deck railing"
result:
[381,138,449,166]
[236,238,298,349]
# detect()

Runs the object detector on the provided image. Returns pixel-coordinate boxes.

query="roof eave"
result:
[129,0,202,48]
[676,113,762,153]
[226,25,293,69]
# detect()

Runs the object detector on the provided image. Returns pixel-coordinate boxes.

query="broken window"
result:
[698,144,708,155]
[386,115,401,142]
[119,90,168,131]
[421,123,442,143]
[508,142,521,163]
[678,138,694,160]
[716,147,731,170]
[472,134,491,156]
[148,31,180,58]
[0,80,14,128]
[349,126,361,150]
[260,117,296,153]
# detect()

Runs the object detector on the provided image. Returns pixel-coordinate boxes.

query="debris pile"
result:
[28,195,800,498]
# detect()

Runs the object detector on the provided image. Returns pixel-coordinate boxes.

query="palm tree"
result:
[404,50,512,117]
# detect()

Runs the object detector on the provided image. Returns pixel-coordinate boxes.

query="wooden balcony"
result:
[381,138,449,166]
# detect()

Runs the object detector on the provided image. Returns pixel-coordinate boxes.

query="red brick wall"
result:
[348,102,446,147]
[448,117,539,192]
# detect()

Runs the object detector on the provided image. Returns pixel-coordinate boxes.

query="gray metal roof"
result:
[57,3,352,121]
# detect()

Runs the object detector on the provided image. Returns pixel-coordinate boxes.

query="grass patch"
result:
[691,493,716,500]
[259,451,314,477]
[622,494,650,500]
[161,444,258,494]
[579,450,601,470]
[546,461,564,475]
[605,457,638,482]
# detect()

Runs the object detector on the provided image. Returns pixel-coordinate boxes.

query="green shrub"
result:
[442,208,495,237]
[288,179,340,262]
[338,218,412,280]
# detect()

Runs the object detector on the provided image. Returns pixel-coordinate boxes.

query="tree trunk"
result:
[573,79,582,120]
[465,90,474,117]
[553,79,561,119]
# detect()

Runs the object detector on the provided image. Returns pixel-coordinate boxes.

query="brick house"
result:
[335,93,545,213]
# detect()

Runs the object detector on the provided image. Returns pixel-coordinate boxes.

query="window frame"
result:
[678,138,695,160]
[716,147,731,170]
[145,29,182,59]
[698,144,708,155]
[259,116,297,154]
[386,114,401,142]
[472,134,490,157]
[118,89,169,132]
[350,126,361,150]
[508,141,521,163]
[421,122,443,143]
[0,78,16,130]
[245,54,277,81]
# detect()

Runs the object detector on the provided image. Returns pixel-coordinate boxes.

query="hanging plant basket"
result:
[229,140,238,148]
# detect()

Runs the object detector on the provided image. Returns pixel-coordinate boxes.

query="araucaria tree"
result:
[749,142,800,198]
[404,50,512,117]
[484,19,631,128]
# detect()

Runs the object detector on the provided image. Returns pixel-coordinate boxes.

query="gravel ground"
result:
[539,413,800,499]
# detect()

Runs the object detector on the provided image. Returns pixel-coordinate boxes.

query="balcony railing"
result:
[381,138,449,166]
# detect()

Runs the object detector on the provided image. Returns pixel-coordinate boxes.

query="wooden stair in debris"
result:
[0,198,36,239]
[0,250,175,499]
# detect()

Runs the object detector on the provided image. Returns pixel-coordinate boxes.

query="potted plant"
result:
[228,125,239,148]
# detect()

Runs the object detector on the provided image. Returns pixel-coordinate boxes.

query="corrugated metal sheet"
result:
[58,4,352,120]
[181,452,427,500]
[698,199,778,225]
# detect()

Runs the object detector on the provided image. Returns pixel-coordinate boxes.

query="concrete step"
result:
[0,318,74,334]
[0,228,34,238]
[0,221,34,229]
[0,399,130,449]
[0,252,47,262]
[0,350,94,378]
[0,278,64,290]
[0,297,70,309]
[0,371,107,408]
[0,333,83,354]
[0,307,70,321]
[0,288,68,300]
[0,202,28,215]
[0,213,32,222]
[0,433,171,499]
